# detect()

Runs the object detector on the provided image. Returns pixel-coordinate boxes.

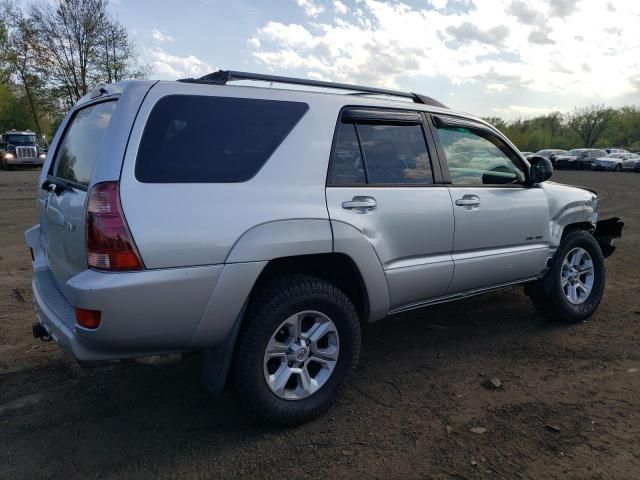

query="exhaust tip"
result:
[32,323,50,340]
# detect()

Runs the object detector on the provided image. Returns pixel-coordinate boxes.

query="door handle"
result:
[342,196,377,212]
[455,195,480,208]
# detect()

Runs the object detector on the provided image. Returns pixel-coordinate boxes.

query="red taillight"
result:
[86,182,143,271]
[75,307,101,329]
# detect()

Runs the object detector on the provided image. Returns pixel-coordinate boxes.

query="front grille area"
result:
[16,146,37,159]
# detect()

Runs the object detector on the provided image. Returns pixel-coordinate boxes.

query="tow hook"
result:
[32,323,51,342]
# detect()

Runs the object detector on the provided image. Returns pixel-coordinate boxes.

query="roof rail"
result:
[178,70,448,109]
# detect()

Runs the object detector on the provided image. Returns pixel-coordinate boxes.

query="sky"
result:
[110,0,640,119]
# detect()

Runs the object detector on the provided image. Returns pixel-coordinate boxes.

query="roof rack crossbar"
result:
[178,70,448,109]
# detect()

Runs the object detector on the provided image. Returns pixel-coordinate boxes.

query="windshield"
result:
[6,134,36,145]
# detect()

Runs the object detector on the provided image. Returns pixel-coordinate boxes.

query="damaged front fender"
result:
[594,217,624,258]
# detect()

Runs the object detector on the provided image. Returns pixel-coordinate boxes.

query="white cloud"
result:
[247,37,261,48]
[247,0,640,103]
[492,105,561,117]
[486,83,508,92]
[145,48,212,79]
[296,0,324,17]
[151,29,174,44]
[333,1,347,15]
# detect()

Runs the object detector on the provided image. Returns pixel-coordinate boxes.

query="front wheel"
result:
[615,164,622,172]
[527,230,605,322]
[233,274,361,425]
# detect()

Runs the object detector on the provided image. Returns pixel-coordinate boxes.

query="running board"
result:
[388,277,539,315]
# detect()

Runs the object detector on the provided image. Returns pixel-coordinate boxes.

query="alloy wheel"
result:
[561,247,595,304]
[263,310,340,400]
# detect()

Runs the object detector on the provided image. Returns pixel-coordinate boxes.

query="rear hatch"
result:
[39,100,117,291]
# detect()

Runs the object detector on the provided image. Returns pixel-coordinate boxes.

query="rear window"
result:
[135,95,308,183]
[51,101,116,186]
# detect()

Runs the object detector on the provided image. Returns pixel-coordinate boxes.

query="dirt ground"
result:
[1,169,639,479]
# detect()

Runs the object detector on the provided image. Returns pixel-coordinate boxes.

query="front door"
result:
[430,116,551,293]
[325,109,454,309]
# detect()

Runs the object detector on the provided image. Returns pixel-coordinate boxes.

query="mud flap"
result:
[594,217,624,258]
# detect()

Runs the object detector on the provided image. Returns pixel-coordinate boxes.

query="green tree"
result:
[567,104,615,148]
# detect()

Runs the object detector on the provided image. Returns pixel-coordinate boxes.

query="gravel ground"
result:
[1,169,639,479]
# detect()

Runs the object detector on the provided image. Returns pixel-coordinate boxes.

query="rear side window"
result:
[358,124,433,184]
[136,95,308,183]
[328,124,366,185]
[328,117,434,186]
[52,101,116,186]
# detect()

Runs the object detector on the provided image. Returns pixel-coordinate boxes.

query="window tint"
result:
[436,126,525,185]
[136,95,308,183]
[328,124,365,185]
[52,101,116,186]
[357,123,433,184]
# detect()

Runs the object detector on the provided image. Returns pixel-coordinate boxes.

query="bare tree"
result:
[97,18,149,83]
[29,0,109,106]
[567,105,615,147]
[0,13,10,84]
[1,1,45,132]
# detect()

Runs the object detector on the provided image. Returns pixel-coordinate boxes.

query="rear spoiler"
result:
[594,217,624,258]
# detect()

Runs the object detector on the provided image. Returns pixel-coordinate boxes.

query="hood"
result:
[544,180,597,197]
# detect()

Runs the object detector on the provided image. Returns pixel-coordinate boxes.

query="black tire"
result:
[615,164,622,172]
[527,230,605,322]
[233,274,361,426]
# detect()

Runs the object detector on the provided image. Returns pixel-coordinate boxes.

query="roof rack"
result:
[178,70,448,109]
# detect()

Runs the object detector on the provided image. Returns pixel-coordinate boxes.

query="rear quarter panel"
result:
[119,82,340,269]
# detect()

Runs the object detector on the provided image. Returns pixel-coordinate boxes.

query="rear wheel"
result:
[233,274,361,425]
[615,164,622,172]
[528,230,605,322]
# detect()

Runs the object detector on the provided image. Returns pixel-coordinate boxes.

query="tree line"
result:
[0,0,148,139]
[485,104,640,153]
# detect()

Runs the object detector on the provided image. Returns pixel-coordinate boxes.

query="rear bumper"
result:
[30,264,225,363]
[26,224,228,362]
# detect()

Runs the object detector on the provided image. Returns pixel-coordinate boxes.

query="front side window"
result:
[435,126,525,185]
[52,101,117,186]
[136,95,308,183]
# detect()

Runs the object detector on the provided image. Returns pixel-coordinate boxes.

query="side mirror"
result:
[528,155,553,184]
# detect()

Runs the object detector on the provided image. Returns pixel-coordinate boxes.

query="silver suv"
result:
[25,71,623,425]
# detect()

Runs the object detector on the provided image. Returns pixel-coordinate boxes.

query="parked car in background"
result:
[621,153,640,171]
[593,152,634,171]
[535,149,567,166]
[555,149,608,170]
[520,151,535,158]
[578,149,609,170]
[605,148,629,154]
[555,149,586,169]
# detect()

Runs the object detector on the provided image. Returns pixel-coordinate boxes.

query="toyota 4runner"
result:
[25,71,623,425]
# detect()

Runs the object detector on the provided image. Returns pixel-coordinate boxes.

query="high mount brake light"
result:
[86,182,143,271]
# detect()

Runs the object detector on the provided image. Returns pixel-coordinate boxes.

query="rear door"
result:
[430,115,551,293]
[39,101,117,289]
[325,108,454,309]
